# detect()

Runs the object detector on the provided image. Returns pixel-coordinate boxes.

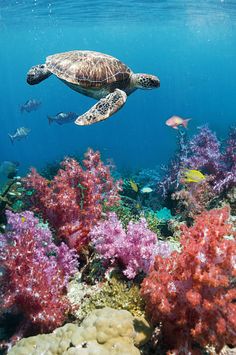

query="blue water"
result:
[1,0,236,176]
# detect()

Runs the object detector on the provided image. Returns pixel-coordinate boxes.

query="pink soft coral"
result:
[141,207,236,354]
[90,212,171,279]
[0,211,77,348]
[23,148,122,252]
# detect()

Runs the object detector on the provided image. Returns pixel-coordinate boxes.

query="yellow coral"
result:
[9,307,152,355]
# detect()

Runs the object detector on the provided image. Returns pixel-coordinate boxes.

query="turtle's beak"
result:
[26,64,52,85]
[27,66,42,85]
[152,76,160,88]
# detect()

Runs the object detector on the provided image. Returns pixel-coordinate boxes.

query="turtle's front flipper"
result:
[74,89,127,126]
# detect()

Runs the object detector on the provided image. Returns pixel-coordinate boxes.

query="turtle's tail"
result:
[27,64,52,85]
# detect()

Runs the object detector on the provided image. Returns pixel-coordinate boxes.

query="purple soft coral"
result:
[158,125,236,199]
[4,210,78,283]
[214,126,236,193]
[90,213,172,279]
[186,125,222,174]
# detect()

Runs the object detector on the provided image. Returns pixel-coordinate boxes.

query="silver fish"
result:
[20,99,41,113]
[8,127,31,144]
[48,112,78,125]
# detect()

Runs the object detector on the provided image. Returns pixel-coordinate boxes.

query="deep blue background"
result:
[0,1,236,176]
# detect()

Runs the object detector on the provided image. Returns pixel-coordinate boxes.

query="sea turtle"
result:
[27,50,160,125]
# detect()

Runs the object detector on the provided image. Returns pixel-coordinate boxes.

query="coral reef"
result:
[0,210,77,346]
[1,141,235,354]
[141,207,236,354]
[23,148,122,252]
[8,307,152,355]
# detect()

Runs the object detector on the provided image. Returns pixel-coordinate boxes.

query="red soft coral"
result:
[23,148,122,252]
[141,207,236,354]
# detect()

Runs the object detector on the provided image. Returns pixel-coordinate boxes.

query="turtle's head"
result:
[27,64,51,85]
[132,73,160,89]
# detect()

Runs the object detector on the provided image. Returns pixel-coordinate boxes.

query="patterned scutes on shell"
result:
[45,50,132,88]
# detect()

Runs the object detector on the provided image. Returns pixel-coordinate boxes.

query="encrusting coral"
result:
[141,207,236,354]
[8,307,152,355]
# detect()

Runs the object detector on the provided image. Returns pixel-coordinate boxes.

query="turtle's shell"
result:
[46,50,132,89]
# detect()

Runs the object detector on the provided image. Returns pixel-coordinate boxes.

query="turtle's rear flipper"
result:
[74,89,127,126]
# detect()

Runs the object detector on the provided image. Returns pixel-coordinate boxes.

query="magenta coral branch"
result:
[0,210,78,343]
[90,212,172,279]
[23,148,122,253]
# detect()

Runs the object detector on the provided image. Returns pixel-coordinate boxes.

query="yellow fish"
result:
[181,169,206,183]
[130,180,139,192]
[21,217,26,223]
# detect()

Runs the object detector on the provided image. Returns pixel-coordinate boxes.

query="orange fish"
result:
[166,116,191,129]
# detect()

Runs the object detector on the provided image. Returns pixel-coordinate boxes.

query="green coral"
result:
[142,210,161,235]
[107,203,139,228]
[79,275,145,319]
[82,278,145,318]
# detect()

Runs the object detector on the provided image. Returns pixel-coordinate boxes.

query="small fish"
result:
[21,217,26,223]
[8,127,31,144]
[130,180,139,192]
[181,169,206,183]
[140,186,153,194]
[48,112,78,125]
[20,99,41,113]
[166,115,191,129]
